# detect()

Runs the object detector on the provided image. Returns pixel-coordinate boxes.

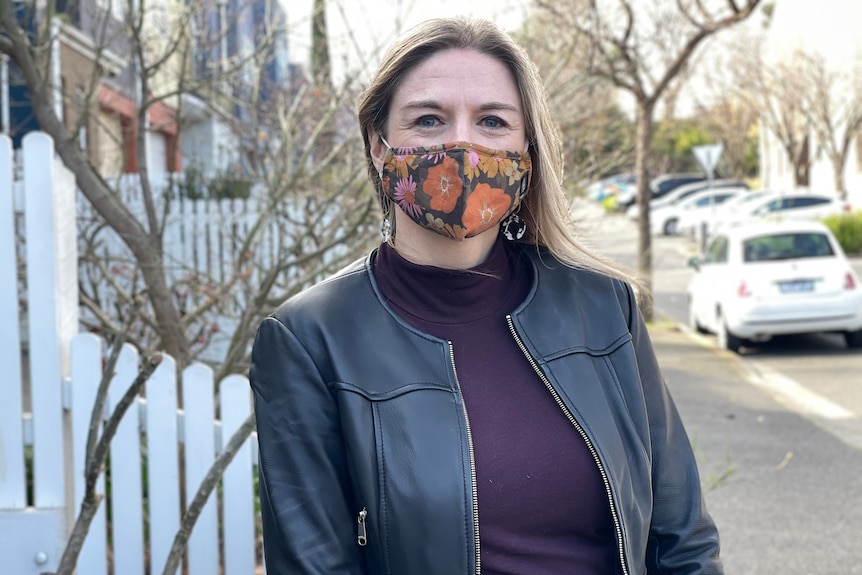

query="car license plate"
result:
[778,280,814,293]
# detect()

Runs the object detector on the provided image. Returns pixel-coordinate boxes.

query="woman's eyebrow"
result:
[401,100,443,111]
[400,100,520,113]
[479,102,520,113]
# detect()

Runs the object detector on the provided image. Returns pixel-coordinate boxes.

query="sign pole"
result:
[692,144,724,251]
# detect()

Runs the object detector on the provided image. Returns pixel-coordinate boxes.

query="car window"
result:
[704,236,728,264]
[788,197,829,208]
[676,190,696,202]
[754,199,783,214]
[742,232,835,262]
[657,177,702,194]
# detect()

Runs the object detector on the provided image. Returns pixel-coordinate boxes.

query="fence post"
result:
[220,375,255,575]
[182,364,218,574]
[23,131,79,547]
[69,334,108,575]
[108,344,145,575]
[147,355,181,575]
[0,134,26,510]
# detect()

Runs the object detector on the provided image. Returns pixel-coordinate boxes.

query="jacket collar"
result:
[360,243,632,361]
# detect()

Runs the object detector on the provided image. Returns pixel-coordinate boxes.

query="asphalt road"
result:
[573,200,862,574]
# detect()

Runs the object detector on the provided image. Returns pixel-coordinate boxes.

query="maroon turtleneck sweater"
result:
[373,237,617,574]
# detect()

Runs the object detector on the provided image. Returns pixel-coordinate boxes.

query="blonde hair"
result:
[357,16,637,287]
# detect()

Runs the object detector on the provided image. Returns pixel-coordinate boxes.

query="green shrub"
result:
[822,211,862,256]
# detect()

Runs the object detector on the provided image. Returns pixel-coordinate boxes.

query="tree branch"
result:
[84,298,144,463]
[0,34,13,54]
[46,352,162,575]
[159,412,256,575]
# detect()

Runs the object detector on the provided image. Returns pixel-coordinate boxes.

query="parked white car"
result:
[654,187,745,236]
[678,189,773,238]
[686,220,862,352]
[714,191,852,233]
[625,178,747,221]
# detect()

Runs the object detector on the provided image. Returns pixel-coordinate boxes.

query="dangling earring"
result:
[501,212,527,241]
[379,182,393,243]
[381,214,392,243]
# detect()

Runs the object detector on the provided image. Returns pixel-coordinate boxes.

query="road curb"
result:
[649,316,862,452]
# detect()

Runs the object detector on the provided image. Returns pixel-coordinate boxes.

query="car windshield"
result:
[742,232,835,262]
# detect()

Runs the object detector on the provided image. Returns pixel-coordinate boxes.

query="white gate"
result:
[0,132,262,574]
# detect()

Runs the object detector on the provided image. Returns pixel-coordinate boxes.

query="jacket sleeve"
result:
[249,316,366,574]
[622,284,724,575]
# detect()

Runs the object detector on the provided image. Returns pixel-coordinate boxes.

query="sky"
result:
[280,0,862,118]
[282,0,531,82]
[766,0,862,69]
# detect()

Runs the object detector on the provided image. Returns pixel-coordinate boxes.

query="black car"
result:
[649,173,707,200]
[617,172,707,209]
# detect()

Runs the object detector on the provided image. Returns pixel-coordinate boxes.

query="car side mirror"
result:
[687,256,701,272]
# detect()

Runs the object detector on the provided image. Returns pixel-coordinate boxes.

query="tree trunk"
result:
[58,138,191,365]
[832,152,848,201]
[5,36,192,366]
[794,135,810,188]
[311,0,331,88]
[635,101,655,321]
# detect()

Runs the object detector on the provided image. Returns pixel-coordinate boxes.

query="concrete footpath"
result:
[644,321,862,575]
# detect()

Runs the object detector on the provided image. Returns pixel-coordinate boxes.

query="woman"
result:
[250,16,722,575]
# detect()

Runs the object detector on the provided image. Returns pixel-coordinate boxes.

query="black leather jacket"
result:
[250,245,722,575]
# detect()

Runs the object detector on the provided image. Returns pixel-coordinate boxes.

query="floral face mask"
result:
[380,141,532,241]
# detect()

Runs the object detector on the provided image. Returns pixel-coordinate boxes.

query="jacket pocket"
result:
[334,384,473,575]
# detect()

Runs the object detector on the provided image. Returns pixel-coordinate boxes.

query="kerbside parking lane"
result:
[572,197,862,574]
[572,197,862,450]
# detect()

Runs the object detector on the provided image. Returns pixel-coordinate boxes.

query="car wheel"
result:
[688,299,707,334]
[717,314,744,353]
[845,329,862,349]
[664,218,679,236]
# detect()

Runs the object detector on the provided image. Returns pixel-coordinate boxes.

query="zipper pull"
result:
[357,507,368,546]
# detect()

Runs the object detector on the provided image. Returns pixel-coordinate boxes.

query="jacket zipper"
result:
[357,507,368,546]
[506,316,629,575]
[448,341,481,575]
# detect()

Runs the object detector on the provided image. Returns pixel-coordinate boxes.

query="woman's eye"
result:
[416,116,440,128]
[481,116,506,129]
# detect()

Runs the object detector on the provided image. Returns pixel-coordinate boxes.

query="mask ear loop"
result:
[379,192,394,243]
[377,136,395,243]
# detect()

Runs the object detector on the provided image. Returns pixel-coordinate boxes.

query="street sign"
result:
[692,144,723,179]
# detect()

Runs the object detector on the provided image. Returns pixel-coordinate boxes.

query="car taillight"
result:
[846,272,858,290]
[737,280,751,297]
[842,203,852,213]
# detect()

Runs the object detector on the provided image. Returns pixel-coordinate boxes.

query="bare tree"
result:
[701,98,759,180]
[1,0,193,363]
[798,51,862,200]
[722,16,862,195]
[515,2,636,190]
[536,0,762,319]
[3,0,376,571]
[730,36,812,190]
[694,63,760,180]
[1,0,376,375]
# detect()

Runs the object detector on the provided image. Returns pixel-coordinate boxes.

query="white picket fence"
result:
[74,169,272,365]
[69,156,349,365]
[0,133,262,573]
